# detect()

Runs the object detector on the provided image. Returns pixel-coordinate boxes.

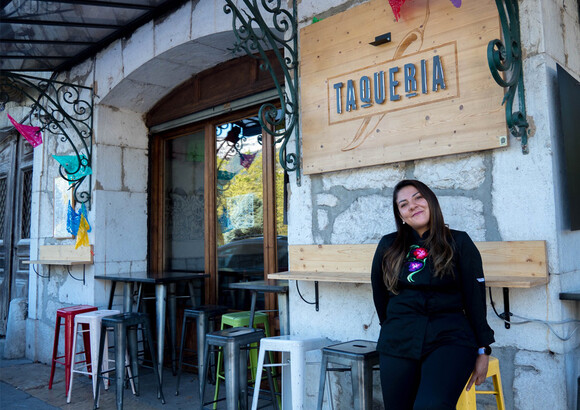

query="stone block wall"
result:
[288,0,580,408]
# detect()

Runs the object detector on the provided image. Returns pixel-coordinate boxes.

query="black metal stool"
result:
[316,340,379,410]
[93,312,165,410]
[199,327,276,410]
[176,305,229,395]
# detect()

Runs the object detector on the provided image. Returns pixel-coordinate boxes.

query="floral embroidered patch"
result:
[404,245,429,282]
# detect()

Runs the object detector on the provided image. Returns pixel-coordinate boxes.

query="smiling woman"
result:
[371,179,495,410]
[395,185,431,237]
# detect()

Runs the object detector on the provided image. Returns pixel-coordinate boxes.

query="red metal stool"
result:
[49,304,98,395]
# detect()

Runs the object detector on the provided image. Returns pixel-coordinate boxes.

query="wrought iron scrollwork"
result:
[0,72,94,206]
[224,0,300,184]
[488,0,529,153]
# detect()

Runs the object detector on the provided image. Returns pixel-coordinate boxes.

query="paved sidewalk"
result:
[0,356,201,409]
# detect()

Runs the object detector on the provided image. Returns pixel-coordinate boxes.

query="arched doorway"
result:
[147,52,287,318]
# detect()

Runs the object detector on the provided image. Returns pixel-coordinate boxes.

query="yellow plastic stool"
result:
[213,311,272,408]
[457,356,506,410]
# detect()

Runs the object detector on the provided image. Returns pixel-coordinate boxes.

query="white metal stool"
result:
[67,309,123,403]
[251,335,330,410]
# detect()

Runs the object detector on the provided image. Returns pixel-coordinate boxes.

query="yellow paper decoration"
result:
[75,214,90,249]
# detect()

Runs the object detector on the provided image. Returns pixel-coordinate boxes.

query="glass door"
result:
[150,108,288,311]
[215,114,288,311]
[163,131,205,273]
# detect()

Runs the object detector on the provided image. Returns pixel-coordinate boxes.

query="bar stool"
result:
[175,305,229,395]
[251,335,330,410]
[67,309,121,403]
[213,311,272,406]
[93,312,165,410]
[200,327,275,410]
[456,356,506,410]
[316,340,379,410]
[49,304,98,395]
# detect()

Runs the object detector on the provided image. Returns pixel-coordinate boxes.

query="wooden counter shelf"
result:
[269,241,548,328]
[24,245,93,284]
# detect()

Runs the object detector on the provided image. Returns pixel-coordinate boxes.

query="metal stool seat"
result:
[316,340,379,410]
[93,312,165,410]
[67,309,121,403]
[49,304,98,395]
[251,335,330,410]
[200,327,275,410]
[457,356,506,410]
[176,305,229,395]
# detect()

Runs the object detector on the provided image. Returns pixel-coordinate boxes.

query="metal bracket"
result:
[499,287,512,329]
[0,72,94,207]
[66,265,86,285]
[488,0,529,154]
[224,0,300,185]
[315,281,319,311]
[32,264,50,280]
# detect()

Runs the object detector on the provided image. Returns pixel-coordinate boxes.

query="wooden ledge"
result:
[269,271,369,283]
[268,271,548,288]
[268,241,549,289]
[24,260,90,266]
[24,245,93,266]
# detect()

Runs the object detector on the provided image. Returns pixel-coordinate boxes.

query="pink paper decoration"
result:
[389,0,461,21]
[7,114,43,147]
[388,0,407,21]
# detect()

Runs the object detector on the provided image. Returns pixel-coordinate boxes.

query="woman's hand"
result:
[466,354,489,391]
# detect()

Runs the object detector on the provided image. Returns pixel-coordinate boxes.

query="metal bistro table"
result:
[224,279,290,335]
[94,271,209,383]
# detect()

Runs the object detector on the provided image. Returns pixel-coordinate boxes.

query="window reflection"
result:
[215,115,288,310]
[164,131,205,272]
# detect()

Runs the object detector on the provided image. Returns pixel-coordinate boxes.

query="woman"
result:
[371,180,494,410]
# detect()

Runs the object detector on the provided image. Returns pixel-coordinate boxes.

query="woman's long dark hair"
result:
[382,180,454,292]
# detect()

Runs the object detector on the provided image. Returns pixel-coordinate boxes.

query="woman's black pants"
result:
[380,345,477,410]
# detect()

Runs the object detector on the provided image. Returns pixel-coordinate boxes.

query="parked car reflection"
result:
[217,235,288,310]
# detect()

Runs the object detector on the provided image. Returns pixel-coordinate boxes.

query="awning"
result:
[0,0,189,72]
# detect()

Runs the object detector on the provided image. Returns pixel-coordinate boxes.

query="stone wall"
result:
[287,0,580,408]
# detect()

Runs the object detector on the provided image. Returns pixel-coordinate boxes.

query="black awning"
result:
[1,0,189,72]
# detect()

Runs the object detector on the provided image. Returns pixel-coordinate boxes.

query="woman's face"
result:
[396,185,431,236]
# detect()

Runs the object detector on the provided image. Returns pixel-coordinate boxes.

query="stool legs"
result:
[49,314,61,390]
[197,313,212,385]
[457,357,505,410]
[68,319,108,403]
[492,371,506,410]
[316,354,330,410]
[49,306,97,395]
[93,315,165,410]
[289,348,305,409]
[199,339,211,410]
[175,312,190,396]
[201,328,269,410]
[351,358,373,410]
[127,324,140,395]
[251,345,280,410]
[176,310,214,396]
[113,322,128,409]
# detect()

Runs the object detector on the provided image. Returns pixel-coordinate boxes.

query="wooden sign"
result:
[300,0,506,174]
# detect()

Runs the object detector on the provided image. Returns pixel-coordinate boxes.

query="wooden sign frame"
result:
[300,0,506,174]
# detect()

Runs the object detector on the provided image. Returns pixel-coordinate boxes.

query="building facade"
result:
[1,0,578,409]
